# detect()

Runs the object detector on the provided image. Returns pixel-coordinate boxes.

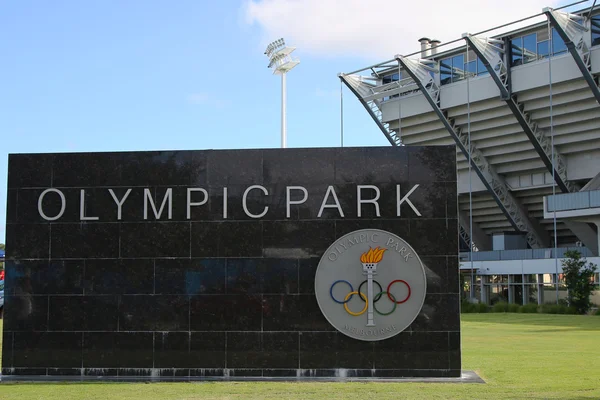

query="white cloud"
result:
[244,0,573,60]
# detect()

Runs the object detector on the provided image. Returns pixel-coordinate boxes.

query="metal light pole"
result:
[264,38,299,148]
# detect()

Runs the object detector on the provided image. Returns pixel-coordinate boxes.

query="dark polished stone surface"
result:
[3,146,460,379]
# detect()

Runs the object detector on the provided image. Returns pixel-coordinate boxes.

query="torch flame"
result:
[360,247,386,263]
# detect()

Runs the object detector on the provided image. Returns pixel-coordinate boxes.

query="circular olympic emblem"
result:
[314,229,427,341]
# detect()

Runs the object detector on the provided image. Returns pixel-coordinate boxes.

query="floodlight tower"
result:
[264,38,300,148]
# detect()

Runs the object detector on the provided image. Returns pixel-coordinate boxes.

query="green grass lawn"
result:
[1,314,599,399]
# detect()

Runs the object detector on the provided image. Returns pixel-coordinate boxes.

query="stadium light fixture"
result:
[264,37,300,148]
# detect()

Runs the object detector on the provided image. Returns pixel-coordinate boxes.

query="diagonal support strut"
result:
[463,33,575,194]
[544,7,600,106]
[396,55,550,248]
[338,73,401,146]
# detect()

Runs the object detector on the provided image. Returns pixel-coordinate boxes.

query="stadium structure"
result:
[340,3,600,306]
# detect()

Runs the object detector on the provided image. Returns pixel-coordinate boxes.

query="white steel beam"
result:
[544,8,600,105]
[397,55,550,248]
[339,73,402,146]
[462,34,576,194]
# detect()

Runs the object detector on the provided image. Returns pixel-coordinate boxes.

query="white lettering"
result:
[286,186,308,218]
[108,189,131,220]
[144,188,172,220]
[317,186,344,217]
[38,189,66,221]
[80,190,99,221]
[243,185,269,218]
[357,185,380,217]
[187,188,208,219]
[397,184,422,216]
[223,187,228,219]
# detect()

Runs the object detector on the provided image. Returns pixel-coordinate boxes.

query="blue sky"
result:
[0,0,591,242]
[0,1,390,242]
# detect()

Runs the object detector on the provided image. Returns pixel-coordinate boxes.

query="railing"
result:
[460,246,594,261]
[546,189,600,212]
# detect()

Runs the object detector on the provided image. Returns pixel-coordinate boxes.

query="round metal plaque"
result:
[314,229,427,341]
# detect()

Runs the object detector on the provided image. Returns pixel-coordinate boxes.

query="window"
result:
[552,29,567,55]
[537,40,549,59]
[381,72,401,101]
[439,49,493,85]
[440,58,453,85]
[522,33,537,63]
[477,58,489,76]
[382,72,400,84]
[440,54,467,85]
[592,15,600,46]
[510,29,567,66]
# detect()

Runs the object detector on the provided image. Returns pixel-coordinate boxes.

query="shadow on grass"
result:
[462,314,600,331]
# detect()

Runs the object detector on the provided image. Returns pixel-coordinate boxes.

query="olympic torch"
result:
[361,247,386,327]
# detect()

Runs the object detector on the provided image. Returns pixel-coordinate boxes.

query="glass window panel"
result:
[523,33,537,63]
[465,60,476,77]
[440,58,452,85]
[552,29,567,55]
[525,274,537,283]
[526,284,538,304]
[383,76,392,84]
[490,275,509,284]
[489,285,508,304]
[451,54,465,82]
[592,16,600,46]
[475,58,488,75]
[392,73,400,81]
[537,40,549,59]
[511,274,523,283]
[511,37,523,66]
[513,285,524,305]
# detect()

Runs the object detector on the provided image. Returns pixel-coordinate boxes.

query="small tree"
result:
[561,250,598,314]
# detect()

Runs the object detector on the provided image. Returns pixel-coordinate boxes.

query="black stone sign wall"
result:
[2,146,460,380]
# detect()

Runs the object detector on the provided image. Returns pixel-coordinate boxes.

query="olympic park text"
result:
[35,184,424,221]
[326,232,415,263]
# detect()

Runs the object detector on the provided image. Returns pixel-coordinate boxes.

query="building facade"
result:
[341,5,600,305]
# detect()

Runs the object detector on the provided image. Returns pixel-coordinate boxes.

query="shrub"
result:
[476,303,489,313]
[492,302,509,313]
[507,303,520,313]
[595,308,600,316]
[461,301,476,313]
[540,304,559,314]
[538,304,577,314]
[519,303,539,314]
[461,301,489,313]
[563,306,577,315]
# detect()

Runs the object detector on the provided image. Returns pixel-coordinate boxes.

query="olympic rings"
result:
[358,280,383,303]
[330,280,354,304]
[387,280,411,304]
[373,291,397,316]
[343,291,368,316]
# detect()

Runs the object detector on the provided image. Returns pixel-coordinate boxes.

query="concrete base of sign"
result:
[0,371,485,384]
